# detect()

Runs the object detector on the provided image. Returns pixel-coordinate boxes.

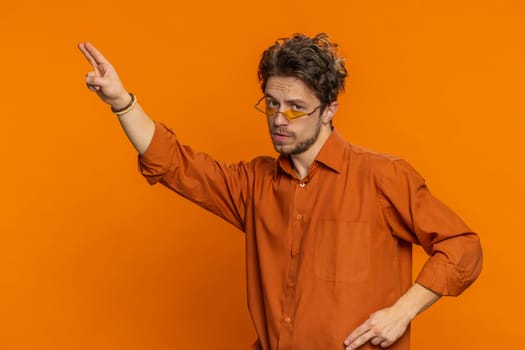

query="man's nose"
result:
[272,111,289,125]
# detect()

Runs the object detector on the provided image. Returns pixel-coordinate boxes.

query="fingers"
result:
[344,307,408,349]
[345,330,392,349]
[344,319,369,345]
[78,42,115,78]
[344,320,371,349]
[345,330,373,350]
[86,83,99,92]
[343,318,392,349]
[83,42,112,68]
[85,71,105,91]
[380,339,394,348]
[370,337,393,347]
[78,42,101,75]
[371,337,382,346]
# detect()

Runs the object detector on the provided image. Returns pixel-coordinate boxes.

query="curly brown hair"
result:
[257,33,348,105]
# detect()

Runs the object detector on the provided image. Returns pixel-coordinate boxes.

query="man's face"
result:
[264,76,326,156]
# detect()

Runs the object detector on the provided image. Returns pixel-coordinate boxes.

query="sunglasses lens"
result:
[288,111,306,119]
[265,106,277,117]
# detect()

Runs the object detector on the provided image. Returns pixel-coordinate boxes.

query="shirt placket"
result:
[277,179,309,350]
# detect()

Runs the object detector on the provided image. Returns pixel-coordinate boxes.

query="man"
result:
[79,33,482,350]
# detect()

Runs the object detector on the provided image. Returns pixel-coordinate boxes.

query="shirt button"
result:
[284,316,292,324]
[299,182,305,187]
[287,280,295,288]
[296,214,303,220]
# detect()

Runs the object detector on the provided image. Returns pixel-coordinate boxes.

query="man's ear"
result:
[322,101,338,124]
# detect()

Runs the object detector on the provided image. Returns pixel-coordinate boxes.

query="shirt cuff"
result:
[138,122,176,185]
[416,258,468,296]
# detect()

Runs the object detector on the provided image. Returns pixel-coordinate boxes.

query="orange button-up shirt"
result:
[139,122,482,350]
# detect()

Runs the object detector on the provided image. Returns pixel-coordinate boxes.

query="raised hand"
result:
[78,42,155,154]
[78,42,131,110]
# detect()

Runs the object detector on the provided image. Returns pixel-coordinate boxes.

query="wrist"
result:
[393,283,441,321]
[392,298,418,322]
[111,92,137,116]
[111,91,132,110]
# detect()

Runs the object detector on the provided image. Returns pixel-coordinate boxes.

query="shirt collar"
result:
[276,129,346,177]
[314,128,346,173]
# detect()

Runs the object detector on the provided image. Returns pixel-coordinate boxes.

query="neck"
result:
[290,127,333,180]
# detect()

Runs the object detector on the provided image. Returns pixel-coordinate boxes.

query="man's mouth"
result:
[272,129,293,142]
[273,127,293,136]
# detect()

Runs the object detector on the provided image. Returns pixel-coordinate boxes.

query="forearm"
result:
[114,97,155,155]
[392,282,441,321]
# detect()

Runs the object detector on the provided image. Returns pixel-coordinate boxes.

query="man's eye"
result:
[267,100,279,108]
[292,104,304,111]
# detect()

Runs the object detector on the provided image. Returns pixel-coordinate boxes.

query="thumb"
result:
[86,73,109,88]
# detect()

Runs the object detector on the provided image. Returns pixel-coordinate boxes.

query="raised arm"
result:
[78,42,155,154]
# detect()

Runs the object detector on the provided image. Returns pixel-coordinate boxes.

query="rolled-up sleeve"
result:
[139,122,179,185]
[377,159,483,296]
[138,122,251,231]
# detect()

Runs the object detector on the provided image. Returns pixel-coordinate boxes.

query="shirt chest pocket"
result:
[314,221,371,283]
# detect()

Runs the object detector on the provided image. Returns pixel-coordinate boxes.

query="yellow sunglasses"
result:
[254,97,323,120]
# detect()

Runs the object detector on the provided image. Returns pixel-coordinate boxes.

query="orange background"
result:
[0,0,523,349]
